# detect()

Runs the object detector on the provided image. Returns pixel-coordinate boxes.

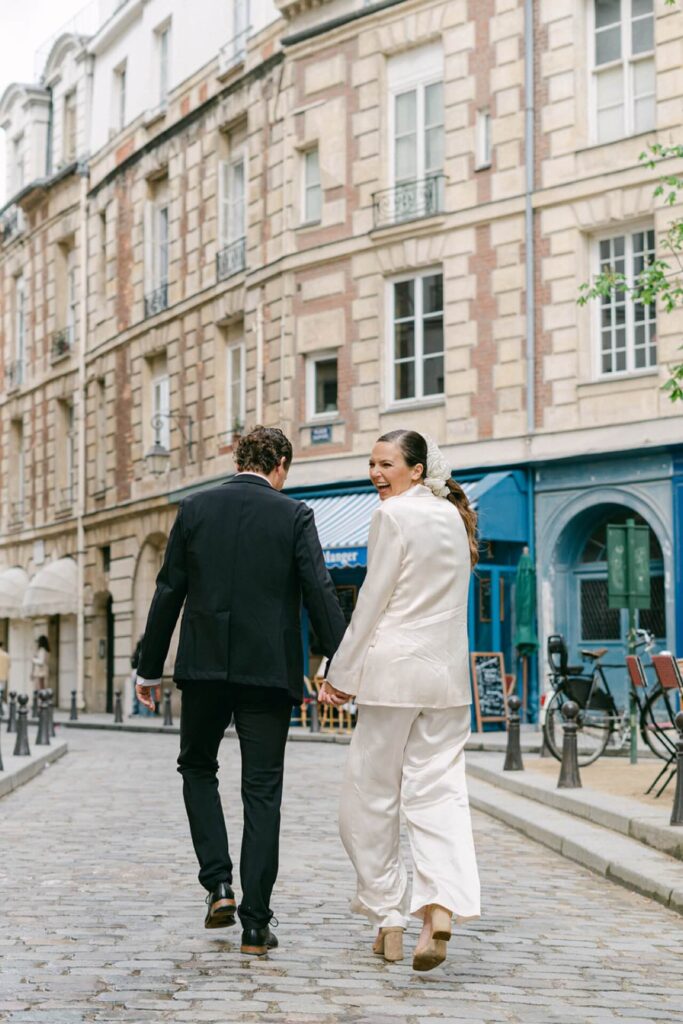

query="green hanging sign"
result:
[607,520,650,610]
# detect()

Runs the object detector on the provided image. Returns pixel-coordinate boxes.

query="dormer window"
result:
[63,89,77,163]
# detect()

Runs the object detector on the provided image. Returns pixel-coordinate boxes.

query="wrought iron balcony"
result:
[51,326,74,363]
[6,360,24,392]
[56,484,75,514]
[218,27,251,75]
[144,282,169,318]
[8,500,24,529]
[1,206,24,242]
[216,237,246,281]
[372,174,446,230]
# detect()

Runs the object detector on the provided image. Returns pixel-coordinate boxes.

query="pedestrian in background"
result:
[0,640,9,701]
[31,635,50,692]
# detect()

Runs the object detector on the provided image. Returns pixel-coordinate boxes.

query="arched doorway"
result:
[551,502,667,707]
[89,592,115,713]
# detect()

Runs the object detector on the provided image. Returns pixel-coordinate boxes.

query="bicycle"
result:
[543,634,628,766]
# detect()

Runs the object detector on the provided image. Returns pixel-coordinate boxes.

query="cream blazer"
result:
[327,484,472,708]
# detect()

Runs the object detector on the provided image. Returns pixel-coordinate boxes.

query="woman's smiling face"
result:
[369,440,424,501]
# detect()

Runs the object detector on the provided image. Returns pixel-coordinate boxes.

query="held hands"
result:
[318,680,352,707]
[135,683,156,712]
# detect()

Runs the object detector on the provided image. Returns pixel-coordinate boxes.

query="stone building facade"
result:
[1,0,682,715]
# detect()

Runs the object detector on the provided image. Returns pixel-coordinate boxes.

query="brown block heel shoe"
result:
[372,927,404,962]
[412,905,452,973]
[204,882,237,929]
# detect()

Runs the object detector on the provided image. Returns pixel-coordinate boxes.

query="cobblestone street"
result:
[1,729,682,1024]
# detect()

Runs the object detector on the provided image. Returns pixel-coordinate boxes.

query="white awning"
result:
[22,557,78,617]
[0,567,29,617]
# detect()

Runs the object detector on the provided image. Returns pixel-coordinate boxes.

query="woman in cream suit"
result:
[321,429,480,972]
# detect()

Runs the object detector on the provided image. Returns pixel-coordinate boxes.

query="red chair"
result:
[627,655,677,796]
[647,655,683,797]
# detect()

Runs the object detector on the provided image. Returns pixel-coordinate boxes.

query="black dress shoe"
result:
[240,926,279,955]
[204,882,236,929]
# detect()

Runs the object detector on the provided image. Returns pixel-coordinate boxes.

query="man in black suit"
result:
[136,426,346,955]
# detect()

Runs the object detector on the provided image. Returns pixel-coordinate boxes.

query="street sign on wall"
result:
[607,521,650,610]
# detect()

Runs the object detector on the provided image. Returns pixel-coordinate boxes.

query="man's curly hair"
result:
[234,426,293,474]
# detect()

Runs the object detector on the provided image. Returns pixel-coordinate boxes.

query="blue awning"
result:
[298,471,528,566]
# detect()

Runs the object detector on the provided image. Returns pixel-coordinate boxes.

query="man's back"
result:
[137,474,346,702]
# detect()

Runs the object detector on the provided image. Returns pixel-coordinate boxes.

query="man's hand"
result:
[318,680,351,707]
[135,683,156,712]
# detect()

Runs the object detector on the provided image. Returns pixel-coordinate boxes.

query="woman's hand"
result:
[318,681,351,707]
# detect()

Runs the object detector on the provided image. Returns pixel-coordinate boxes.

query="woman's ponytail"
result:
[446,479,479,568]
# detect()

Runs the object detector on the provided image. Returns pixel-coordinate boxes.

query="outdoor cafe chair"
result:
[647,654,683,797]
[626,654,677,797]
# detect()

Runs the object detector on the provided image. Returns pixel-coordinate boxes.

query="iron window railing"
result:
[6,360,24,392]
[1,206,24,242]
[8,500,24,528]
[216,237,246,281]
[144,282,169,318]
[372,174,446,230]
[51,326,74,362]
[218,27,251,74]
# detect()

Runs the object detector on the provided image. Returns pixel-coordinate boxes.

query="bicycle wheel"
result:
[543,689,612,766]
[640,687,681,761]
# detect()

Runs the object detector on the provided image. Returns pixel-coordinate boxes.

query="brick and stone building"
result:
[1,0,682,716]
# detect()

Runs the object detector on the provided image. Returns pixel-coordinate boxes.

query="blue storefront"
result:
[289,468,538,724]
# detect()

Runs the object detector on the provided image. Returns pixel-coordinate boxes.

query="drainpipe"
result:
[524,0,535,438]
[255,291,264,423]
[76,164,88,710]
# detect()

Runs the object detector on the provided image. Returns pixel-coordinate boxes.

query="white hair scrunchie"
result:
[421,433,451,498]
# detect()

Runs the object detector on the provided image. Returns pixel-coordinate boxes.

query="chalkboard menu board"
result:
[470,651,508,731]
[335,585,357,625]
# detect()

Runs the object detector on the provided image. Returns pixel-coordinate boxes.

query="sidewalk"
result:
[0,736,68,800]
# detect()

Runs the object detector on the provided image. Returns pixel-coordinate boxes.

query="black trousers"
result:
[177,681,292,929]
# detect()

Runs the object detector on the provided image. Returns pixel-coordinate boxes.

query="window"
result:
[476,109,492,169]
[226,342,246,434]
[233,0,249,57]
[302,147,322,223]
[10,418,25,517]
[63,90,77,163]
[152,373,171,449]
[12,134,25,192]
[95,378,107,492]
[390,271,444,402]
[307,354,338,419]
[144,183,170,314]
[596,227,656,374]
[56,400,75,508]
[67,248,78,341]
[14,275,26,385]
[113,63,127,132]
[98,209,108,300]
[219,155,246,246]
[592,0,655,143]
[157,23,171,105]
[386,44,444,222]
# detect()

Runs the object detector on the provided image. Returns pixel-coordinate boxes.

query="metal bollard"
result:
[503,695,524,771]
[557,700,582,789]
[7,691,17,733]
[0,714,3,771]
[163,689,173,727]
[13,694,31,756]
[114,690,123,724]
[31,689,39,720]
[69,690,78,721]
[670,712,683,827]
[35,690,51,746]
[309,699,320,734]
[46,688,56,738]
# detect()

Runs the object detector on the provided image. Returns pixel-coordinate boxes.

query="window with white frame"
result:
[233,0,249,56]
[15,274,26,381]
[219,154,246,246]
[388,44,444,218]
[476,109,492,169]
[390,271,444,402]
[67,248,77,341]
[596,226,656,375]
[13,134,25,193]
[145,189,170,293]
[63,89,77,163]
[11,418,25,512]
[95,378,107,492]
[226,342,246,434]
[302,147,322,224]
[591,0,655,143]
[157,22,171,106]
[152,373,171,449]
[307,354,338,419]
[113,63,127,132]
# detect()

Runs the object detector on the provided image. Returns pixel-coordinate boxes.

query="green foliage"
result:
[578,140,683,402]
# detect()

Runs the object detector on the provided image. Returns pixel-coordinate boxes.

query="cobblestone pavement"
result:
[1,729,682,1024]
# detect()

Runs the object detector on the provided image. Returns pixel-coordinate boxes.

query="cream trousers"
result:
[339,704,481,930]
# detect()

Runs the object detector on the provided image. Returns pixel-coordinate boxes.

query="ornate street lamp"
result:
[145,412,195,476]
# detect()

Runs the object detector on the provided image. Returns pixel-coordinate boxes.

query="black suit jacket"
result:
[137,475,347,702]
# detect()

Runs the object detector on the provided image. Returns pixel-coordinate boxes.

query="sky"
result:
[0,0,91,205]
